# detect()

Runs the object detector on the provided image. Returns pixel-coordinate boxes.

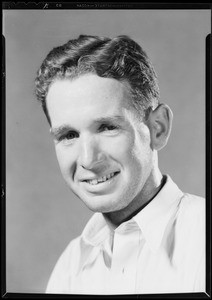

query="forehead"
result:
[46,74,133,127]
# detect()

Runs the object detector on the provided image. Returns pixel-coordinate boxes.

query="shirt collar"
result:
[81,212,113,247]
[77,213,113,274]
[133,175,184,252]
[78,175,184,272]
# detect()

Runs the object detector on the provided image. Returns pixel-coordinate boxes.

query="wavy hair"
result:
[35,35,160,125]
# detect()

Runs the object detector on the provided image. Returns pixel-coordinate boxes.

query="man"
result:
[35,35,205,294]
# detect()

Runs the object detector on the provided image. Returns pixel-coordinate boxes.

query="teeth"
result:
[108,172,114,179]
[87,172,116,185]
[90,179,98,185]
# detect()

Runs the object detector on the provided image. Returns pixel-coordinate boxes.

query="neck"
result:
[104,168,165,227]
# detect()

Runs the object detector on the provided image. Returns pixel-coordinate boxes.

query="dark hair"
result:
[35,35,160,125]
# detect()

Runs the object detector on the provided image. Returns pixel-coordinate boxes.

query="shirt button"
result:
[122,267,125,273]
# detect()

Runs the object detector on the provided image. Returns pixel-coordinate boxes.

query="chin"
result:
[83,200,115,213]
[77,194,119,213]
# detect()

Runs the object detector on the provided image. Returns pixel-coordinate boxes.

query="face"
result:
[46,74,157,214]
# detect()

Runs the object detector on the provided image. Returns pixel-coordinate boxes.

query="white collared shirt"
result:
[46,176,205,294]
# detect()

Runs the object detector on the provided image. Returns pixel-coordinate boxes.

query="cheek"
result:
[55,146,76,176]
[123,135,153,180]
[132,126,152,160]
[101,134,135,163]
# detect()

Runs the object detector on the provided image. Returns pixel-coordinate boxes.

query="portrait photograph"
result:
[3,4,211,297]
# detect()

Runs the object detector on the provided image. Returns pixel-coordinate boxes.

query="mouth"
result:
[83,171,120,185]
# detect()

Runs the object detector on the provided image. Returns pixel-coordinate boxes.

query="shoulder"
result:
[46,236,81,293]
[172,193,206,290]
[51,235,81,274]
[178,193,205,223]
[174,193,205,250]
[62,235,82,256]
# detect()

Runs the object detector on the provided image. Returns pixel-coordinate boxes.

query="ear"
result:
[147,104,173,151]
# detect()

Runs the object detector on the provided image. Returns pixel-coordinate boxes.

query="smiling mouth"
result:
[84,172,120,185]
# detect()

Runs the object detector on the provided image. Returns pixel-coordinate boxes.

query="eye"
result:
[99,124,118,132]
[59,131,79,142]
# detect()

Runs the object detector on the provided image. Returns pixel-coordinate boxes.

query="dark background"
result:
[4,9,209,293]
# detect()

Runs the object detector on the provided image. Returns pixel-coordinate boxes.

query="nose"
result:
[78,134,106,170]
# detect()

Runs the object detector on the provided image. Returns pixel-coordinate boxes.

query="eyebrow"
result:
[93,115,125,125]
[50,115,125,137]
[50,125,75,138]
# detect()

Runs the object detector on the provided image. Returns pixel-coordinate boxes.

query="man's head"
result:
[35,35,172,223]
